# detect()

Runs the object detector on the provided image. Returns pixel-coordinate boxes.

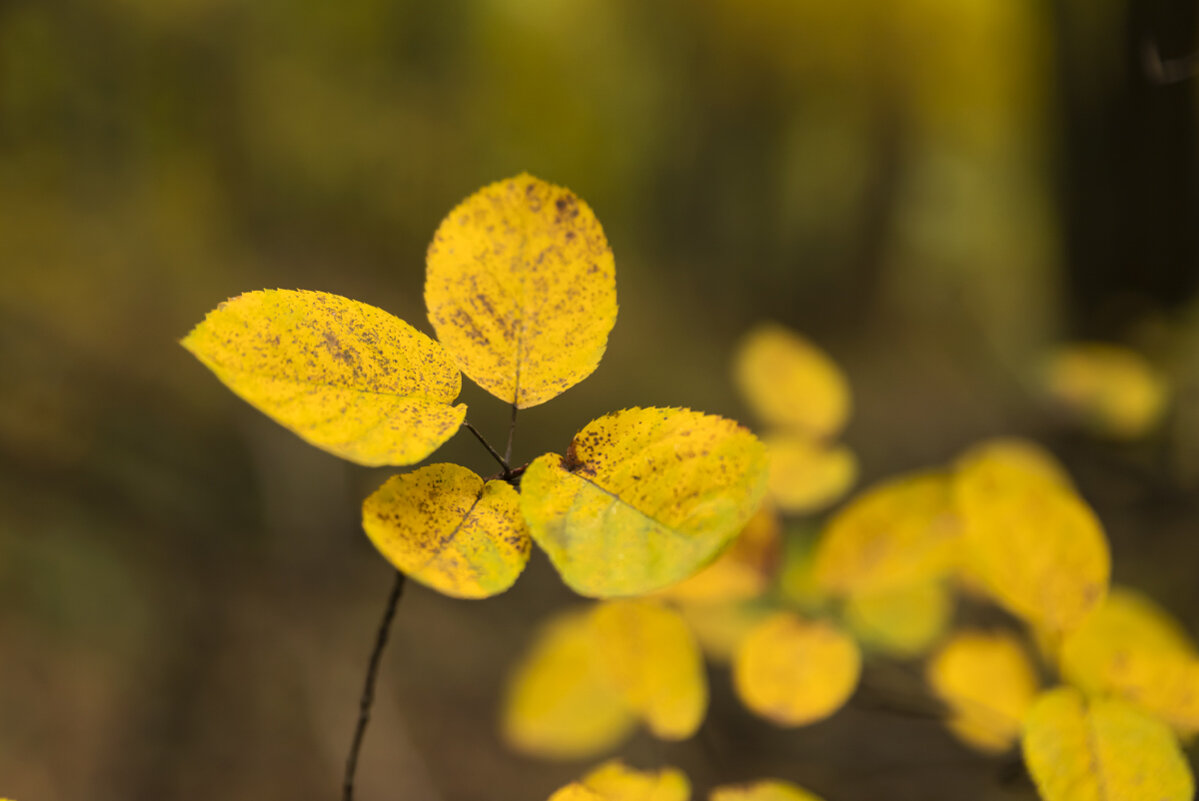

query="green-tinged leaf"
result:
[502,608,636,760]
[733,612,860,727]
[1022,687,1194,801]
[425,173,617,408]
[764,435,857,514]
[955,442,1109,634]
[589,600,707,740]
[927,629,1039,753]
[182,289,466,466]
[812,472,960,596]
[845,579,952,658]
[1059,587,1199,734]
[549,761,691,801]
[362,463,530,599]
[710,780,827,801]
[734,324,851,438]
[521,407,769,597]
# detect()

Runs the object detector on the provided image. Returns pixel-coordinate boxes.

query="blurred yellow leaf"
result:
[954,437,1072,488]
[955,443,1109,633]
[733,612,860,727]
[676,602,773,665]
[361,463,530,599]
[927,629,1039,753]
[521,407,769,597]
[1042,343,1168,439]
[181,289,466,466]
[764,435,857,514]
[812,472,960,596]
[845,579,952,658]
[549,761,691,801]
[501,608,635,760]
[1059,587,1199,734]
[425,173,617,408]
[589,600,707,740]
[1022,687,1194,801]
[658,505,781,604]
[710,780,826,801]
[734,324,851,439]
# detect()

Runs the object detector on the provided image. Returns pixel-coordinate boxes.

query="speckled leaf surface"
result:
[361,463,530,599]
[1022,687,1194,801]
[520,407,769,597]
[425,174,617,408]
[182,289,465,466]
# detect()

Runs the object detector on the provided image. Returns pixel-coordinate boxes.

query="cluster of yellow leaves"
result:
[546,761,826,801]
[183,175,767,600]
[734,325,857,514]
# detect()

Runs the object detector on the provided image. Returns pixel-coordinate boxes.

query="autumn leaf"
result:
[589,600,707,740]
[521,407,768,597]
[845,579,952,658]
[501,608,636,760]
[182,289,466,466]
[1058,587,1199,733]
[1041,343,1168,439]
[710,780,827,801]
[763,435,857,514]
[425,173,617,408]
[812,471,960,597]
[927,629,1039,753]
[733,612,860,727]
[657,505,781,604]
[548,761,691,801]
[1022,687,1194,801]
[361,463,530,599]
[734,324,851,439]
[954,441,1109,634]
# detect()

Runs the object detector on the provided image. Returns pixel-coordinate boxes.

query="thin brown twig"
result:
[343,570,406,801]
[464,421,511,474]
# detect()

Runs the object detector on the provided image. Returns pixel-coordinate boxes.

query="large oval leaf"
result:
[521,407,768,597]
[425,174,618,408]
[589,600,708,740]
[501,608,636,760]
[954,442,1109,634]
[182,289,466,466]
[1022,687,1194,801]
[733,612,860,727]
[361,463,530,599]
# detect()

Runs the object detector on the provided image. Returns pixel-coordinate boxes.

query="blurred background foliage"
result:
[0,1,1196,799]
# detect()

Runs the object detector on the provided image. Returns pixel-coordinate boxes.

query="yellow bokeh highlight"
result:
[658,504,781,604]
[1042,343,1168,439]
[548,761,691,801]
[763,435,857,515]
[845,579,952,658]
[710,780,826,801]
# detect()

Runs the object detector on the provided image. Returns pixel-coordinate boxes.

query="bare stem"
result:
[464,422,511,474]
[343,570,406,801]
[504,404,518,465]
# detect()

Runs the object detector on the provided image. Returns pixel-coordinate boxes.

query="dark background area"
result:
[1,1,1197,799]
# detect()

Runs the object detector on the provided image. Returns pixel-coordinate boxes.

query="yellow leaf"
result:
[734,324,851,438]
[954,442,1109,633]
[1022,687,1194,801]
[182,289,466,466]
[733,612,860,727]
[1042,343,1169,439]
[710,780,826,801]
[676,602,773,665]
[812,472,960,597]
[589,600,708,740]
[658,505,781,604]
[927,629,1039,753]
[361,463,530,599]
[549,761,691,801]
[425,173,618,408]
[1059,587,1199,734]
[764,435,857,514]
[501,608,636,760]
[845,579,952,658]
[521,407,769,597]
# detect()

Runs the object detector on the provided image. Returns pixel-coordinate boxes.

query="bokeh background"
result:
[2,1,1197,799]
